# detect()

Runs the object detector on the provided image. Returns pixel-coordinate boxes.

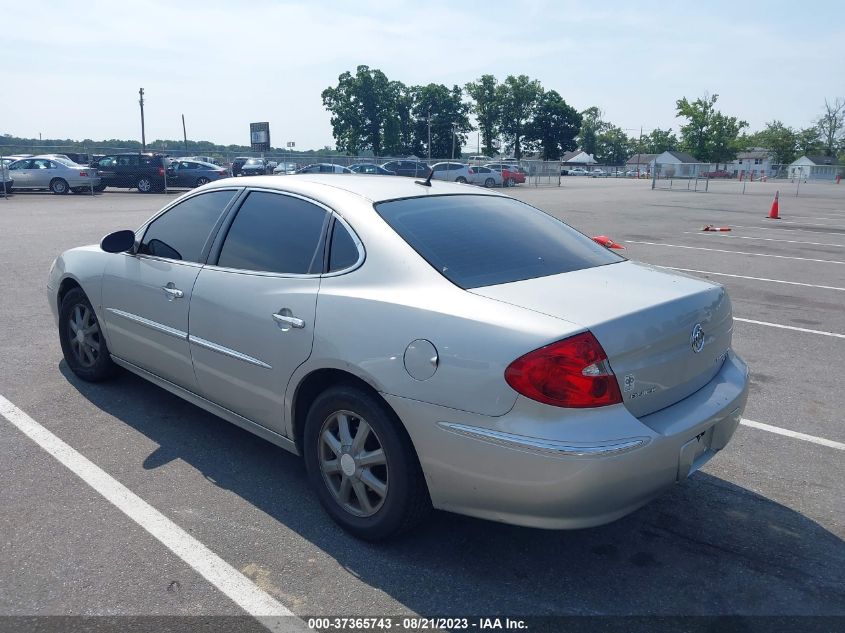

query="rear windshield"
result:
[375,195,623,289]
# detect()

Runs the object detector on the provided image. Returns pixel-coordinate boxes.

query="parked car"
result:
[95,153,169,193]
[348,164,396,175]
[6,155,101,194]
[589,169,607,178]
[567,167,589,176]
[272,162,299,175]
[168,160,230,188]
[380,160,430,178]
[230,157,250,177]
[468,165,503,188]
[240,158,271,176]
[484,163,526,186]
[430,162,473,183]
[49,175,748,540]
[296,163,352,174]
[625,170,640,178]
[703,170,732,178]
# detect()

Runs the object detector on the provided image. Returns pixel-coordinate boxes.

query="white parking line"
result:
[665,267,845,291]
[734,318,845,339]
[741,418,845,451]
[770,219,845,229]
[626,241,845,265]
[731,224,843,235]
[0,395,308,633]
[682,232,845,248]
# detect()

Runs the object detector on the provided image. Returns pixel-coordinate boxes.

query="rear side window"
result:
[217,191,328,274]
[140,190,236,262]
[328,221,360,272]
[375,195,623,289]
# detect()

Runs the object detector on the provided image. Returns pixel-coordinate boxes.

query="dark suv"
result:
[380,160,430,178]
[95,153,171,192]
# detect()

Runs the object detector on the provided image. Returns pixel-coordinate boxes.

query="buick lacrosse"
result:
[48,175,748,540]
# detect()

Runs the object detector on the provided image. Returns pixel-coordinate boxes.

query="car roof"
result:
[204,173,504,203]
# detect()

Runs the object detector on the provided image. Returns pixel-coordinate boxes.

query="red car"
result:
[485,163,526,186]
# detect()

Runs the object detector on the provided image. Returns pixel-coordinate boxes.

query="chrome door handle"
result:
[161,285,184,299]
[273,313,305,329]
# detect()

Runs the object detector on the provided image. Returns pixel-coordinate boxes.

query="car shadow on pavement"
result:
[62,364,845,621]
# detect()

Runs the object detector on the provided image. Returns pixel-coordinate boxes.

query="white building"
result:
[788,155,843,181]
[653,151,706,177]
[727,150,774,179]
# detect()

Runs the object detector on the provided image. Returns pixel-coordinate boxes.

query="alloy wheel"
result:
[67,303,102,368]
[318,410,389,517]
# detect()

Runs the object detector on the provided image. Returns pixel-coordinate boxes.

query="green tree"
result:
[412,83,471,159]
[465,74,499,156]
[321,65,396,155]
[641,128,678,153]
[797,126,823,156]
[577,106,603,156]
[496,75,542,159]
[708,112,748,168]
[525,90,581,160]
[382,82,415,156]
[747,121,797,165]
[675,93,718,160]
[816,98,844,157]
[594,125,632,164]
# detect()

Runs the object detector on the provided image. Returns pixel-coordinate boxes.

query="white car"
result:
[7,155,101,194]
[468,165,504,188]
[590,169,607,178]
[567,167,589,176]
[429,162,473,183]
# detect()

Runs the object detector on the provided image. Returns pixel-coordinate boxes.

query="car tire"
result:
[50,178,69,195]
[93,184,107,192]
[137,177,153,193]
[507,177,516,187]
[195,177,209,187]
[456,176,467,184]
[58,287,118,382]
[303,384,431,540]
[484,177,495,188]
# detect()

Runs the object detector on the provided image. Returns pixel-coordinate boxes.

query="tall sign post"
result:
[250,122,271,155]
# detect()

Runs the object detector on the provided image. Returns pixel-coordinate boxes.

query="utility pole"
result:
[427,107,432,162]
[451,122,457,160]
[182,114,188,154]
[138,88,146,151]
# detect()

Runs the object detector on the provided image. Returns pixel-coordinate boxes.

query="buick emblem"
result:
[691,324,705,353]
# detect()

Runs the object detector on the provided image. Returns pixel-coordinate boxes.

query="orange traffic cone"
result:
[767,191,780,219]
[592,235,625,249]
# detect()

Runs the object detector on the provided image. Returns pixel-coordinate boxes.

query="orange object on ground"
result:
[592,235,625,249]
[767,191,780,219]
[702,225,732,232]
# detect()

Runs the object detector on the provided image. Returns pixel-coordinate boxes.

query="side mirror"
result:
[101,230,136,253]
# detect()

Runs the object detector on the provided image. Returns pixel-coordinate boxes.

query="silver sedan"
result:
[48,176,748,540]
[8,155,101,194]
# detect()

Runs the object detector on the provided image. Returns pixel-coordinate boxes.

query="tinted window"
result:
[9,160,31,170]
[375,195,623,289]
[140,190,236,262]
[217,192,328,274]
[329,221,360,272]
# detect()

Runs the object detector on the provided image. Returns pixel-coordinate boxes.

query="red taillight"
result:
[79,171,88,177]
[158,167,165,176]
[504,331,622,408]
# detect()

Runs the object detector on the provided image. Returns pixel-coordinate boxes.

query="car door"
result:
[29,158,55,188]
[96,156,118,187]
[188,189,329,434]
[8,159,33,188]
[101,189,240,390]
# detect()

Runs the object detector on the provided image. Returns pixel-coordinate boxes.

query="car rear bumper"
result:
[384,350,748,529]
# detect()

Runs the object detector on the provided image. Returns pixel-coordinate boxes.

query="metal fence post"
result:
[1,152,6,199]
[651,166,657,190]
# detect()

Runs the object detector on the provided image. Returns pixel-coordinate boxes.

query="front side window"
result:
[9,160,31,170]
[375,195,623,289]
[216,191,328,274]
[139,190,237,262]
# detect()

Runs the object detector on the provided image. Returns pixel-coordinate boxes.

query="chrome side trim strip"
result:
[106,308,188,340]
[188,335,272,370]
[437,422,648,458]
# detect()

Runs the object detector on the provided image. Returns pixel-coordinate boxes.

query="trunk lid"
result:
[471,261,732,418]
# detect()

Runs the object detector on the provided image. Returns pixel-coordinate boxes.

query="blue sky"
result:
[4,0,844,150]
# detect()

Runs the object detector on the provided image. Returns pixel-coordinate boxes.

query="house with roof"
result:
[788,155,843,180]
[625,153,660,173]
[727,150,774,179]
[652,151,706,177]
[560,150,597,166]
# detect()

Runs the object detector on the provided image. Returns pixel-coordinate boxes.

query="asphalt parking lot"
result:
[0,179,843,632]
